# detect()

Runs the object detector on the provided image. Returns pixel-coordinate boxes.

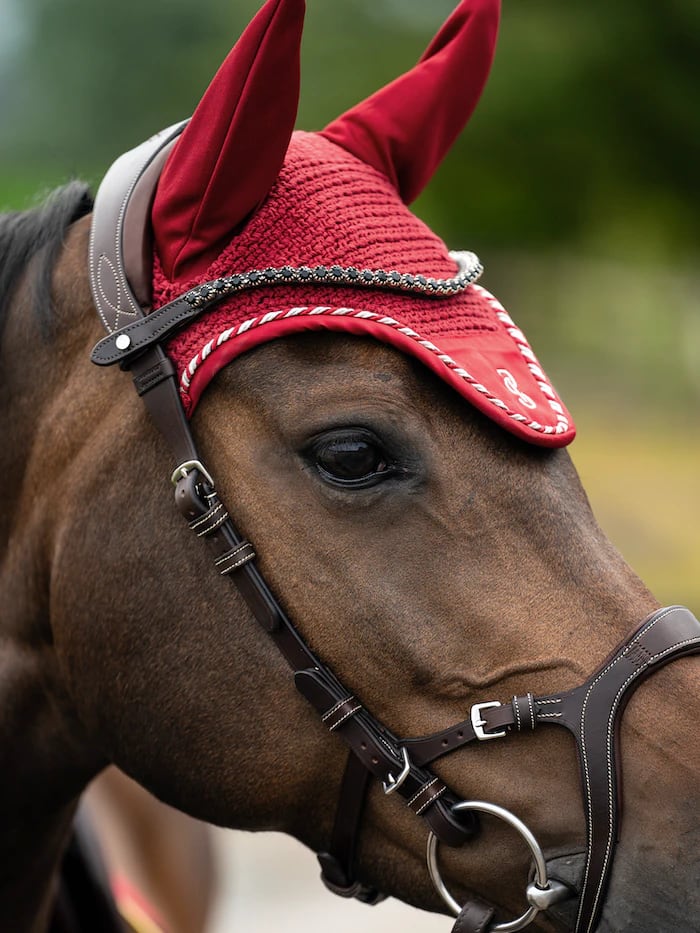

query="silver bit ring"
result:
[426,800,570,933]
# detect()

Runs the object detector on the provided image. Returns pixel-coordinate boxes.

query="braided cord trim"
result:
[180,282,570,438]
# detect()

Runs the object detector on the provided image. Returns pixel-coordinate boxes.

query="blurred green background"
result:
[1,0,698,606]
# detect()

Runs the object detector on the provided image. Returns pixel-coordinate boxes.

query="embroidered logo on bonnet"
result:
[141,0,575,446]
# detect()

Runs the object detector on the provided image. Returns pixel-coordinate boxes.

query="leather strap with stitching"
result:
[88,122,187,333]
[542,606,700,933]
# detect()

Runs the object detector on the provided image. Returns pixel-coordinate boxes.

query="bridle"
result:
[87,124,700,933]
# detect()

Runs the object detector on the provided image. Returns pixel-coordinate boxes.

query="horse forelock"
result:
[0,182,93,344]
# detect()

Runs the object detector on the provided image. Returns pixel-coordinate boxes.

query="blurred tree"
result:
[1,0,698,257]
[420,0,700,258]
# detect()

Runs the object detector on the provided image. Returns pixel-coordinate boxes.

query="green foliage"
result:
[1,2,696,341]
[1,0,698,260]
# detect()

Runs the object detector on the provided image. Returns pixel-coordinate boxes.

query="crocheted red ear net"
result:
[155,132,574,446]
[151,0,575,447]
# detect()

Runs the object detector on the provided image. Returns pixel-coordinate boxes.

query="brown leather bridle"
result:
[88,124,700,933]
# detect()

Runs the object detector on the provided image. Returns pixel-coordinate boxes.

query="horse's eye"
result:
[309,431,396,488]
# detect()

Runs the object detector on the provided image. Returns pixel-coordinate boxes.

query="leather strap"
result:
[317,753,385,904]
[91,292,204,366]
[88,122,186,333]
[294,667,473,847]
[541,605,700,933]
[90,292,225,366]
[409,607,700,932]
[451,899,496,933]
[405,693,537,766]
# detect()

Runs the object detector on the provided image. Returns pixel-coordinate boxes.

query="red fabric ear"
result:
[152,0,305,281]
[321,0,500,204]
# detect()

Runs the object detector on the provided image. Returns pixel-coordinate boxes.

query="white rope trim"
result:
[178,286,570,438]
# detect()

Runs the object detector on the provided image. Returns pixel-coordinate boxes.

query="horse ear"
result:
[321,0,500,205]
[152,0,305,281]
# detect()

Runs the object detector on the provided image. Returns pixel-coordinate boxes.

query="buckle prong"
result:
[170,459,215,487]
[382,747,411,795]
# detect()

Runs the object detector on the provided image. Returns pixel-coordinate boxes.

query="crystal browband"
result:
[185,250,483,308]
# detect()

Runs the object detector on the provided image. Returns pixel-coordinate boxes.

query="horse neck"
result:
[0,216,104,930]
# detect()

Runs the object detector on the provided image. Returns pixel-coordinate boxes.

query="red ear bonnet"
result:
[150,0,575,447]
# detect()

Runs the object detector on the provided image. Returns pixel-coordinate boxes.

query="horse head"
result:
[2,2,698,931]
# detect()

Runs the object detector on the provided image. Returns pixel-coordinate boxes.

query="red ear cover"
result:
[152,0,305,281]
[321,0,500,204]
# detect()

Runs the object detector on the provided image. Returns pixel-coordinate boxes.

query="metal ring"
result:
[426,800,550,933]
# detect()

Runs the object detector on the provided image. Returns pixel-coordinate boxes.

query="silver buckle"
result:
[471,701,507,741]
[170,459,215,487]
[382,747,411,795]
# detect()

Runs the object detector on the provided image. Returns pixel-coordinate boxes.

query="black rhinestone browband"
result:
[186,249,483,308]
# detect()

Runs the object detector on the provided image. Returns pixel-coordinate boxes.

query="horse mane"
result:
[0,181,93,340]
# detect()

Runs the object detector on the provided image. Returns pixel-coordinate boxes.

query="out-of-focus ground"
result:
[207,829,446,933]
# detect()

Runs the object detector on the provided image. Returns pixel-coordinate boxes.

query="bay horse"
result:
[1,1,698,931]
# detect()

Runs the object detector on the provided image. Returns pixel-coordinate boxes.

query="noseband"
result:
[88,126,700,933]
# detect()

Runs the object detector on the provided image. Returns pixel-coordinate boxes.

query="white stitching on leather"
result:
[527,692,535,730]
[408,777,438,808]
[416,784,446,815]
[321,697,355,722]
[328,704,362,731]
[190,501,225,530]
[216,548,255,575]
[214,543,251,565]
[577,607,695,932]
[195,509,229,537]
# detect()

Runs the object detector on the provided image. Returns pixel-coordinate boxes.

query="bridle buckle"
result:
[382,746,411,795]
[170,459,215,487]
[471,701,507,741]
